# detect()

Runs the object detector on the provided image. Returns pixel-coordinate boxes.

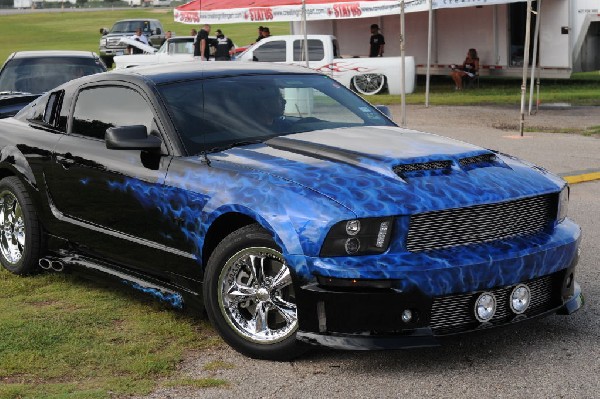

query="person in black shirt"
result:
[369,24,385,57]
[213,29,234,61]
[255,26,264,43]
[194,24,211,60]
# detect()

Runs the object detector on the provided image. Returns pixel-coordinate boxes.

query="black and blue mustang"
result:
[0,62,582,360]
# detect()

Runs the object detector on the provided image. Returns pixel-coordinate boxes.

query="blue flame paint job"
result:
[124,281,184,309]
[105,127,576,299]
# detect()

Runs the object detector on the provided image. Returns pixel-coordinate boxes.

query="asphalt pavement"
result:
[139,105,600,398]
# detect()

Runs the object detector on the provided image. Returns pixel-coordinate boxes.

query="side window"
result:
[253,41,287,62]
[43,91,63,128]
[71,86,155,140]
[293,40,325,62]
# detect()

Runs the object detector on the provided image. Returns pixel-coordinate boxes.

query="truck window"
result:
[253,41,287,62]
[293,40,325,62]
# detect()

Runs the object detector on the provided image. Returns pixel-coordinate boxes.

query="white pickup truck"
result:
[236,35,415,95]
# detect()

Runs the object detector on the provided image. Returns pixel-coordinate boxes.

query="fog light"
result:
[344,238,360,254]
[510,284,530,314]
[401,309,413,323]
[474,292,496,322]
[345,220,361,236]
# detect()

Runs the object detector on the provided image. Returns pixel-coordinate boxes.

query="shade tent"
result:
[174,0,528,25]
[175,0,536,129]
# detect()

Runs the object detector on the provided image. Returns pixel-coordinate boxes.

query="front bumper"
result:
[296,275,583,350]
[291,220,582,349]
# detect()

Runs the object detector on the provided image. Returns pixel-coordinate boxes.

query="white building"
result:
[291,0,600,78]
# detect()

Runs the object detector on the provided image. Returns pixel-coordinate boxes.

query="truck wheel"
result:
[0,177,43,275]
[352,74,386,95]
[203,224,308,360]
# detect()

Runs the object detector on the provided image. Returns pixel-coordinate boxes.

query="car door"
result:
[46,83,173,279]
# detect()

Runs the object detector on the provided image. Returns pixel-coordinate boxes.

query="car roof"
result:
[106,62,317,85]
[10,51,98,59]
[114,18,160,22]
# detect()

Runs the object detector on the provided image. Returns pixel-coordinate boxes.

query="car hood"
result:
[210,126,563,217]
[0,93,40,118]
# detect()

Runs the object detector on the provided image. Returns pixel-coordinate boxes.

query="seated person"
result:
[450,48,479,90]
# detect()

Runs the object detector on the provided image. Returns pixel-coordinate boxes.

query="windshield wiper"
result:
[205,139,266,154]
[200,139,266,166]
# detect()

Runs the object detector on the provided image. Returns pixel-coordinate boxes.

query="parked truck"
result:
[236,35,415,95]
[99,19,166,67]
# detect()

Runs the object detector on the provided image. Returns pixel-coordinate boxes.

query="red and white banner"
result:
[174,0,526,25]
[174,0,429,24]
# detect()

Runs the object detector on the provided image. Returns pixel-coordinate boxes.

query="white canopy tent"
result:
[175,0,538,127]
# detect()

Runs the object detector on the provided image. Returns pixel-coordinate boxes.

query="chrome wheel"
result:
[218,247,298,344]
[352,74,385,95]
[0,191,26,264]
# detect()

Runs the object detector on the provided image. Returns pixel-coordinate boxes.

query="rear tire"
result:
[0,177,43,275]
[203,224,308,360]
[352,74,386,95]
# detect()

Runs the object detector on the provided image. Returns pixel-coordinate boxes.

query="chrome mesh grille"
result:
[107,37,123,47]
[407,194,557,252]
[393,160,452,175]
[430,273,559,335]
[459,153,497,166]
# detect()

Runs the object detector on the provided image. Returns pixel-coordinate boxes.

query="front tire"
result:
[352,73,386,95]
[0,177,43,275]
[204,224,307,360]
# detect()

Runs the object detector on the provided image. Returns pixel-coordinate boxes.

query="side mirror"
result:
[105,125,162,151]
[155,27,162,35]
[100,27,109,35]
[375,105,392,120]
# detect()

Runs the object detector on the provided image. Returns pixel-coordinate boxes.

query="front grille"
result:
[406,194,557,252]
[107,37,123,47]
[393,160,452,176]
[430,273,561,335]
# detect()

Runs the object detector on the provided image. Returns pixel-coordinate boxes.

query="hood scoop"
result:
[393,153,500,179]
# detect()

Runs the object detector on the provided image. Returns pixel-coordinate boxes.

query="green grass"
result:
[0,268,224,398]
[0,9,290,63]
[364,75,600,106]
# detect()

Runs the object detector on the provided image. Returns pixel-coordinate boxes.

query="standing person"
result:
[213,29,234,61]
[190,28,197,37]
[194,24,211,60]
[255,26,264,43]
[261,27,271,39]
[369,24,385,57]
[132,27,149,45]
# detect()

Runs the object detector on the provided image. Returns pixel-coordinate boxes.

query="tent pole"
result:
[519,0,532,137]
[425,0,433,108]
[528,0,541,115]
[302,0,309,68]
[400,0,406,126]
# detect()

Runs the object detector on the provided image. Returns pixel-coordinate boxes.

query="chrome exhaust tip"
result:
[38,258,52,270]
[50,260,64,272]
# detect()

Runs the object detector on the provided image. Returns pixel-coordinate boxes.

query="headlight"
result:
[100,38,107,46]
[320,217,393,257]
[557,185,569,222]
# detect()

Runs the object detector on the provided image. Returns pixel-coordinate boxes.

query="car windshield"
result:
[111,21,150,34]
[0,57,106,94]
[158,74,396,155]
[158,38,195,55]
